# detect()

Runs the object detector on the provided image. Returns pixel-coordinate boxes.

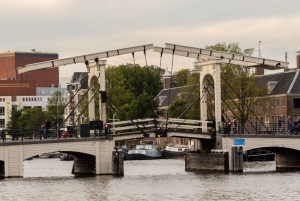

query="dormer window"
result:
[267,81,278,93]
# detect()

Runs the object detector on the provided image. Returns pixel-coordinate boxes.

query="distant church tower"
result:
[255,41,264,75]
[296,44,300,69]
[163,67,171,89]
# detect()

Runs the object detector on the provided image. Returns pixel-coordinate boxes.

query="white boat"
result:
[161,144,189,159]
[125,144,162,160]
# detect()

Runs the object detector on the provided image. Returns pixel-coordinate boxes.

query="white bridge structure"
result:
[0,43,294,178]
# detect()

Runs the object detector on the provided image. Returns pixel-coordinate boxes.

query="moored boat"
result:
[161,144,188,159]
[60,154,74,161]
[125,144,162,160]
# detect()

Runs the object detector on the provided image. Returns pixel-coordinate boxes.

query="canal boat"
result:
[60,154,74,161]
[243,149,275,161]
[161,144,188,159]
[125,144,162,160]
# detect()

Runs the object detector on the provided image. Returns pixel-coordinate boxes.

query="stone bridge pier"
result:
[0,139,124,178]
[186,135,300,173]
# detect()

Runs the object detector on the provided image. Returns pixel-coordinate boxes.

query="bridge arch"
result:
[86,60,107,123]
[199,60,222,133]
[222,137,300,170]
[0,140,114,178]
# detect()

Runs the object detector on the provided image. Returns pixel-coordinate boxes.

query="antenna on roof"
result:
[257,41,262,58]
[285,52,287,62]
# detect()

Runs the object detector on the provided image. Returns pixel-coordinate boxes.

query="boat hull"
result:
[125,153,162,160]
[162,150,186,159]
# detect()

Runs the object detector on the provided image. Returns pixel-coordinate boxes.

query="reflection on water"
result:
[1,159,300,201]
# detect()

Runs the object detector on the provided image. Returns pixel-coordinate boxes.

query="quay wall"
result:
[185,152,229,172]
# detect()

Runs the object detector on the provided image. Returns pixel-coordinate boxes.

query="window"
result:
[282,98,285,107]
[265,115,269,123]
[0,107,4,115]
[276,99,279,107]
[294,99,300,108]
[271,116,275,124]
[0,119,5,127]
[293,115,299,124]
[271,99,274,108]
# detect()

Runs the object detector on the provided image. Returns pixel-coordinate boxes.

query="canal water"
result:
[1,159,300,201]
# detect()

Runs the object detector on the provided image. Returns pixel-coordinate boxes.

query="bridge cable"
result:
[221,75,269,132]
[59,74,101,130]
[69,91,99,135]
[175,79,200,119]
[143,46,148,66]
[52,73,90,126]
[106,96,150,137]
[204,83,248,133]
[132,52,135,67]
[165,45,176,130]
[206,79,253,134]
[105,70,153,130]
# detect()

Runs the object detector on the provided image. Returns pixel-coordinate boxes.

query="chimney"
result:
[255,41,264,75]
[163,67,171,89]
[296,45,300,69]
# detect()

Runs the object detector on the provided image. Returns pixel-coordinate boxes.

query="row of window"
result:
[270,98,285,108]
[268,98,300,109]
[257,115,299,124]
[23,97,43,102]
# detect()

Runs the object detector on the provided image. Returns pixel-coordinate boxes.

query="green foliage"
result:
[18,107,46,129]
[105,64,163,120]
[6,108,23,129]
[205,42,269,124]
[45,91,66,125]
[172,69,190,87]
[168,42,269,124]
[77,90,89,123]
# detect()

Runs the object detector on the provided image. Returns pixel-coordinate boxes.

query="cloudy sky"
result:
[1,0,300,78]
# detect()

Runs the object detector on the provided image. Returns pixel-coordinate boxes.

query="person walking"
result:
[278,116,283,134]
[232,117,238,134]
[287,115,293,135]
[295,115,300,135]
[44,119,51,139]
[227,119,232,134]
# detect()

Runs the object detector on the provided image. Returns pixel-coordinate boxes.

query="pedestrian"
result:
[0,127,6,142]
[295,115,300,135]
[232,117,238,134]
[44,119,51,139]
[227,119,232,134]
[278,116,283,134]
[282,115,285,134]
[287,115,293,135]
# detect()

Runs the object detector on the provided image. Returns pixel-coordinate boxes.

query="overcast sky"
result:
[1,0,300,78]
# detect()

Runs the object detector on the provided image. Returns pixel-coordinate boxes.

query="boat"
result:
[243,149,275,161]
[39,152,61,159]
[125,144,162,160]
[161,144,188,159]
[60,154,74,161]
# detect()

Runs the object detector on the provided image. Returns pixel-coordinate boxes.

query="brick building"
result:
[0,51,59,96]
[0,51,60,128]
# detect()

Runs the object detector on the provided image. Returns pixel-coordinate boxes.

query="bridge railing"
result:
[220,121,299,135]
[166,118,214,134]
[0,126,81,143]
[107,118,156,134]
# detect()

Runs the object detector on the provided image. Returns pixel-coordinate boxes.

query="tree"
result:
[45,91,66,126]
[172,69,190,87]
[105,64,163,121]
[6,108,23,129]
[168,69,200,119]
[205,42,269,132]
[18,107,46,129]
